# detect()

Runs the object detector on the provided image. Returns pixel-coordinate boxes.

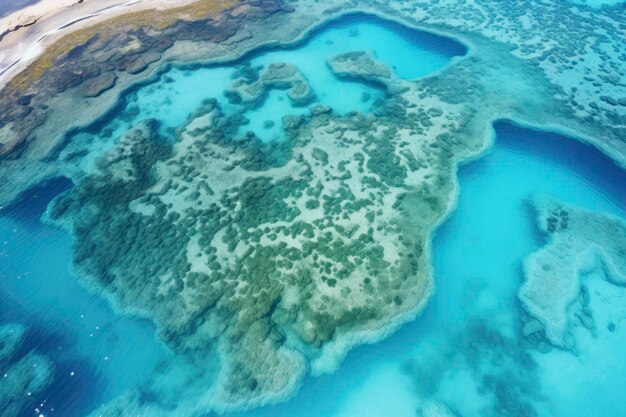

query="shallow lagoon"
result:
[83,13,465,143]
[1,9,626,417]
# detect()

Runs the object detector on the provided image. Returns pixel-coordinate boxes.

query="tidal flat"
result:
[0,0,625,416]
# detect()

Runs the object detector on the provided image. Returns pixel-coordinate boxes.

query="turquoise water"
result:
[567,0,626,8]
[2,11,626,417]
[75,13,464,144]
[6,120,624,416]
[223,122,626,417]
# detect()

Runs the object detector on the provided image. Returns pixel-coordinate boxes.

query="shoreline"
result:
[0,0,212,87]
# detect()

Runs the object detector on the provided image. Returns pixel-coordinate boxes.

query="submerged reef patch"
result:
[327,50,404,93]
[403,315,544,417]
[227,62,316,107]
[46,86,473,411]
[520,199,626,349]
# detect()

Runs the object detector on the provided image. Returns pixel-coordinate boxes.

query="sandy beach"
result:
[0,0,202,87]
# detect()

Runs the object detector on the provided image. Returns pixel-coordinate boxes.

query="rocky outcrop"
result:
[80,70,117,97]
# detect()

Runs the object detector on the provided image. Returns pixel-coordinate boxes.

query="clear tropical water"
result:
[567,0,626,7]
[4,122,625,416]
[2,10,626,417]
[225,122,626,417]
[1,13,465,416]
[80,13,464,144]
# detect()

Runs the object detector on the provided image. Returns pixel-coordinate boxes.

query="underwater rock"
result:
[0,323,54,417]
[80,71,118,97]
[519,198,626,348]
[0,323,26,365]
[116,51,160,75]
[0,123,24,157]
[120,57,148,74]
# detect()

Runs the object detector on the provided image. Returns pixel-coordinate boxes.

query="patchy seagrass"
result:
[46,82,472,409]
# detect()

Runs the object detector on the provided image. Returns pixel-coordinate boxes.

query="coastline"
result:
[0,0,228,88]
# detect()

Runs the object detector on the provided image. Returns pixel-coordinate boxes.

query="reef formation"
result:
[0,0,625,414]
[46,80,464,410]
[520,199,626,350]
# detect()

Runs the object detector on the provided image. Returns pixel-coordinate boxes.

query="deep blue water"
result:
[0,178,168,417]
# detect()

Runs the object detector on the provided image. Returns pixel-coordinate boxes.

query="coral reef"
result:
[519,198,626,349]
[46,85,472,409]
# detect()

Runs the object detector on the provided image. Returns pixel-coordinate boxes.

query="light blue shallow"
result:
[566,0,626,8]
[83,13,464,144]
